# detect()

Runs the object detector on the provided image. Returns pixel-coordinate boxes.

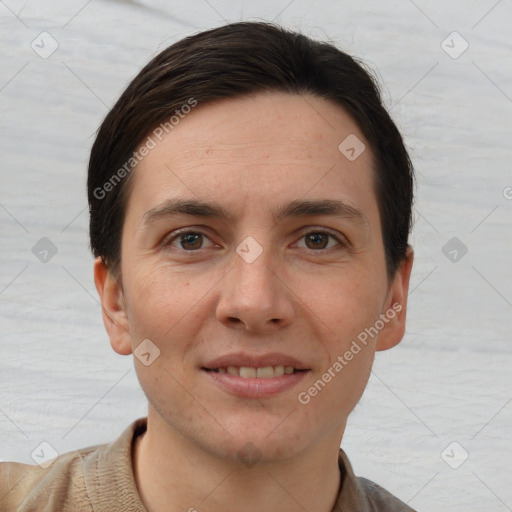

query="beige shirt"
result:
[0,417,416,511]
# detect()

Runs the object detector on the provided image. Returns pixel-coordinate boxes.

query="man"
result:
[0,21,416,511]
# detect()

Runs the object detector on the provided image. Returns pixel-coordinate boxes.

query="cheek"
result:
[326,347,375,421]
[301,268,383,396]
[303,268,383,342]
[123,262,205,407]
[122,258,227,359]
[123,260,195,340]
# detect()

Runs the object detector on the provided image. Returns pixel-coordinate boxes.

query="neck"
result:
[133,409,343,512]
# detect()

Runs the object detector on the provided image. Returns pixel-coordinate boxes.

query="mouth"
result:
[200,353,311,398]
[203,365,307,378]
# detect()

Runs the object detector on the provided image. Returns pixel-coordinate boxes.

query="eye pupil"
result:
[181,233,202,250]
[306,233,328,249]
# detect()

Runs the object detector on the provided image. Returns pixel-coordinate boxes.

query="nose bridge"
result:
[232,234,278,302]
[216,234,293,331]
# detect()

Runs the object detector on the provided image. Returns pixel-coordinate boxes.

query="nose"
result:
[215,242,295,333]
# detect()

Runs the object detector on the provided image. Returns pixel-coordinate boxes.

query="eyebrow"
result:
[141,198,367,227]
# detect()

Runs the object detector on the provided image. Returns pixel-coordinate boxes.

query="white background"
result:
[1,1,511,511]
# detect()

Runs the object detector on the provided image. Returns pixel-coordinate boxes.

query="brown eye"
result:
[165,230,215,251]
[304,232,330,249]
[297,231,342,251]
[179,232,204,250]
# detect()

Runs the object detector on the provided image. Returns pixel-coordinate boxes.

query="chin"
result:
[212,436,306,466]
[209,413,316,465]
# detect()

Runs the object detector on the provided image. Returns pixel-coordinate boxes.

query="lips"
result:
[202,352,310,372]
[207,365,297,378]
[201,352,311,398]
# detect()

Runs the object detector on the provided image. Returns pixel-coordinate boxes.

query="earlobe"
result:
[93,257,133,356]
[375,246,414,352]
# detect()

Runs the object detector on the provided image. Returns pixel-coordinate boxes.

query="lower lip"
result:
[202,369,310,398]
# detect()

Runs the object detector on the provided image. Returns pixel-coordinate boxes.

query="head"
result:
[90,22,414,464]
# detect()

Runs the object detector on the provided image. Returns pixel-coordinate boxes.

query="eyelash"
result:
[162,228,348,254]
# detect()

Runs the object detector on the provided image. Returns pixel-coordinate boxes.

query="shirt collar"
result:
[88,417,382,512]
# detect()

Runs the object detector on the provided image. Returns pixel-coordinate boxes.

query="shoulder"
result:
[336,448,417,511]
[0,442,104,512]
[356,477,417,512]
[0,417,147,512]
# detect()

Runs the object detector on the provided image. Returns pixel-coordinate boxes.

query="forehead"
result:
[125,91,378,225]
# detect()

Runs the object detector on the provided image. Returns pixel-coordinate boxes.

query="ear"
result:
[375,246,414,351]
[93,257,133,356]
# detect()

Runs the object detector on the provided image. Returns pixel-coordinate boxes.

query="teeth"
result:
[213,365,297,378]
[256,366,274,378]
[240,367,257,378]
[274,365,285,376]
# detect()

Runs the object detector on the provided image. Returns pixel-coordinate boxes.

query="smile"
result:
[202,367,309,398]
[205,365,304,378]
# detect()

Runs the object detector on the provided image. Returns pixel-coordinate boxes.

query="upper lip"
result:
[202,352,310,370]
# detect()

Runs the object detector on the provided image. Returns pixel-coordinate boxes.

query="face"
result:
[95,91,412,464]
